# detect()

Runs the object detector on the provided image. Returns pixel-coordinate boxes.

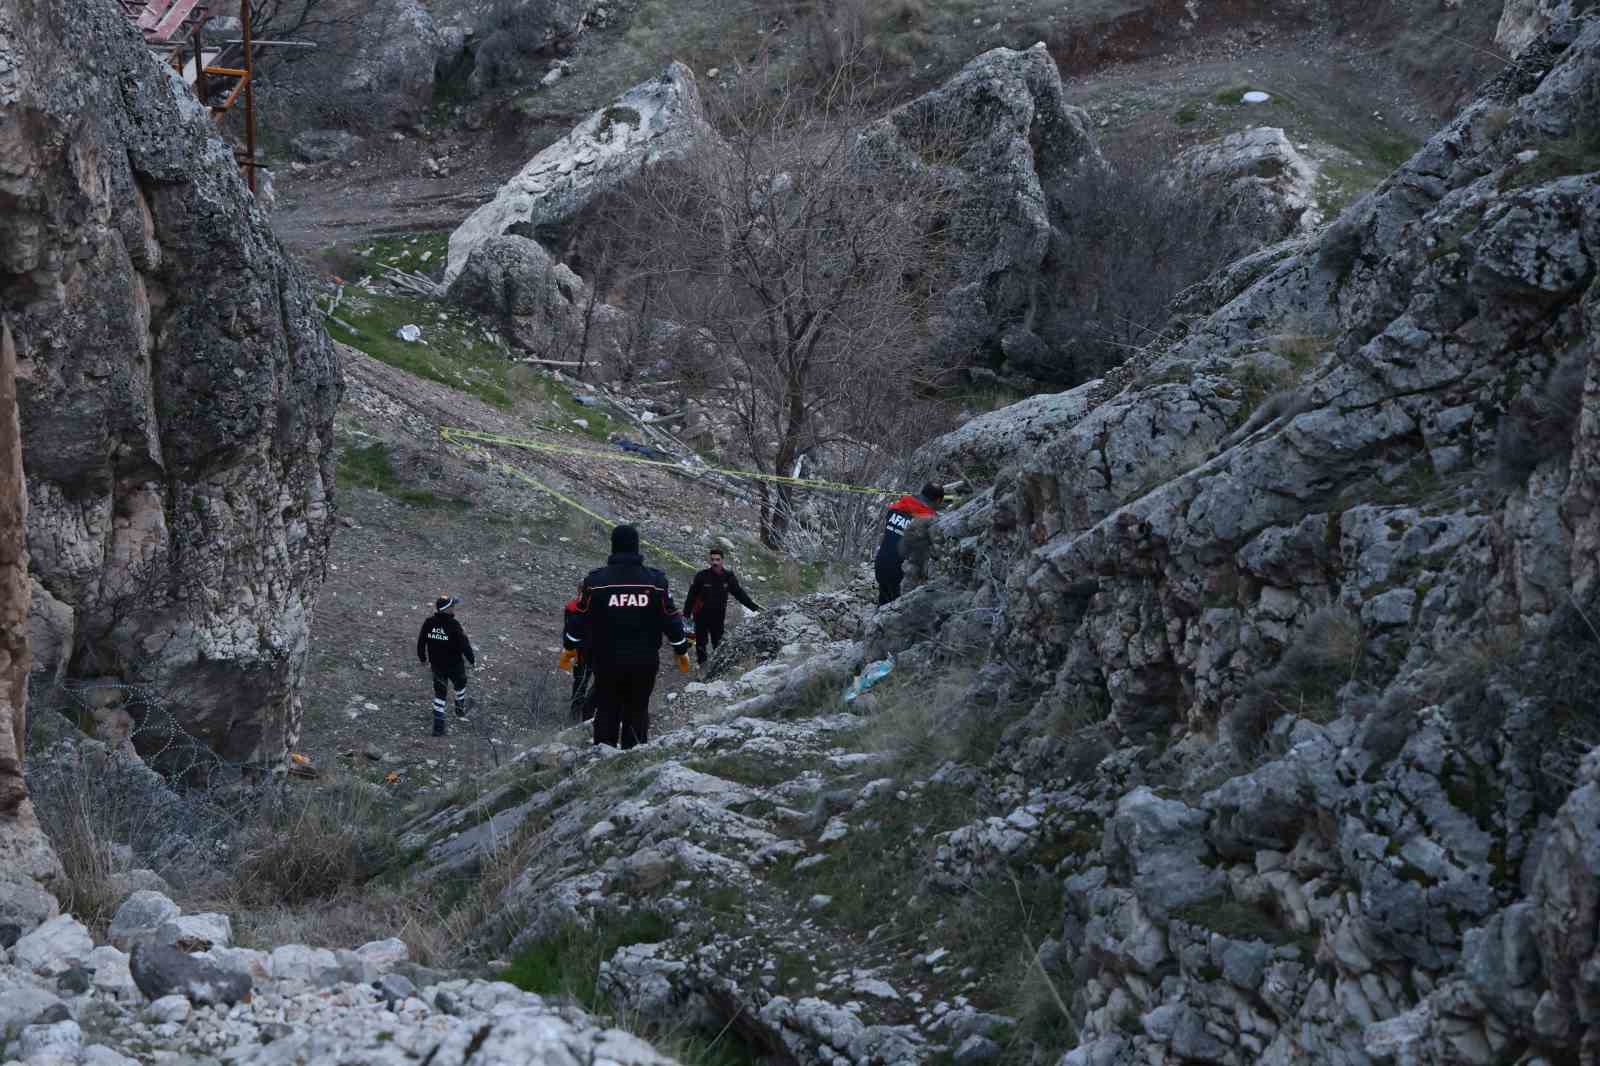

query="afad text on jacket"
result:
[564,552,689,669]
[875,493,939,563]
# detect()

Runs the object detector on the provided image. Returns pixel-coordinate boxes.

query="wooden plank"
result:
[151,0,203,42]
[136,0,175,31]
[183,50,221,85]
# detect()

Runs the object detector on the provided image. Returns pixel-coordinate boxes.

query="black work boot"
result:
[432,717,446,737]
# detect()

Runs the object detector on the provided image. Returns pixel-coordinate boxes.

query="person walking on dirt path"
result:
[416,595,476,737]
[559,581,598,723]
[561,524,690,749]
[874,483,944,606]
[684,547,761,670]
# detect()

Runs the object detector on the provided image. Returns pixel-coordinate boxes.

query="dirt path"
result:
[300,346,768,799]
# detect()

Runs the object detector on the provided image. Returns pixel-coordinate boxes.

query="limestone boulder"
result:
[445,62,715,287]
[1168,126,1320,257]
[445,235,588,356]
[1,0,341,766]
[855,44,1101,374]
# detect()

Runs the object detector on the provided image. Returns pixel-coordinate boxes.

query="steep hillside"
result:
[384,13,1600,1066]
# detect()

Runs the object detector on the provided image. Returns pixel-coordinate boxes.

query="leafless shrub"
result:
[1040,144,1241,384]
[1494,348,1586,488]
[233,775,402,905]
[1226,607,1365,759]
[572,75,964,547]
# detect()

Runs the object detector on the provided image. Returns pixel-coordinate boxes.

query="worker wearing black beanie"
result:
[559,523,690,748]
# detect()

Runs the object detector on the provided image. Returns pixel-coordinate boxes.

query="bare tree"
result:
[592,78,961,548]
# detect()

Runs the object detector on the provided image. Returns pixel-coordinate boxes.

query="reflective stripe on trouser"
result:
[432,697,447,720]
[432,664,468,705]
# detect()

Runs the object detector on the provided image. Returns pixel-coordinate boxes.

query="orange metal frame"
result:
[122,0,259,193]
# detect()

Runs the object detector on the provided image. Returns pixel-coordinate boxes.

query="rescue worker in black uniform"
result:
[874,483,944,605]
[560,524,690,749]
[684,547,761,668]
[416,595,475,736]
[558,581,598,722]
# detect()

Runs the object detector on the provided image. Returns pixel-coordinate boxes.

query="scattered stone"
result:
[144,993,192,1024]
[14,915,93,976]
[108,889,180,947]
[56,965,91,994]
[954,1034,1003,1065]
[154,913,232,952]
[18,1019,82,1060]
[129,942,254,1006]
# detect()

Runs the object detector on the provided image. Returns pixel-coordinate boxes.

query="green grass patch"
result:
[1172,898,1307,948]
[338,441,470,510]
[685,751,806,788]
[520,374,619,442]
[1508,126,1600,189]
[770,782,979,935]
[503,910,673,1009]
[360,231,452,274]
[322,289,515,409]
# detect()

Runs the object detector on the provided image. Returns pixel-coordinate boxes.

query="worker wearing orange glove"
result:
[559,583,599,723]
[561,524,690,749]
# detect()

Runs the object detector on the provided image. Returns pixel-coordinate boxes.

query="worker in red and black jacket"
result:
[559,524,690,748]
[684,547,761,669]
[874,483,945,605]
[561,582,598,722]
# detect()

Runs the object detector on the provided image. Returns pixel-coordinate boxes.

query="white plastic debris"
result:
[1241,91,1271,105]
[395,324,423,342]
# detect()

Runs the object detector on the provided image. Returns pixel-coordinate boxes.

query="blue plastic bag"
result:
[843,657,894,705]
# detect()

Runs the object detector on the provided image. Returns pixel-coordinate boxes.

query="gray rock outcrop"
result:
[445,234,590,357]
[1497,0,1600,53]
[855,44,1101,376]
[1168,126,1320,255]
[0,0,341,766]
[340,0,448,126]
[445,62,715,287]
[892,14,1600,1066]
[0,255,61,936]
[0,898,682,1066]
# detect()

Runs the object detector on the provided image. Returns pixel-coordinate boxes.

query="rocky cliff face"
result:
[0,314,62,940]
[0,0,341,767]
[903,14,1600,1065]
[392,15,1600,1066]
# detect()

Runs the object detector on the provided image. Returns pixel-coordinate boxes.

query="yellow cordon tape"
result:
[440,427,904,497]
[441,430,702,575]
[437,426,906,577]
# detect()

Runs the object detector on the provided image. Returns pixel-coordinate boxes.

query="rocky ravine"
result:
[0,0,340,766]
[391,14,1600,1066]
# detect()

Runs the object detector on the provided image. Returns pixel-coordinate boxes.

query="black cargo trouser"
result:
[693,612,726,664]
[875,556,903,606]
[570,658,598,722]
[431,661,468,720]
[592,664,659,750]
